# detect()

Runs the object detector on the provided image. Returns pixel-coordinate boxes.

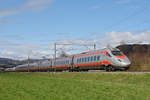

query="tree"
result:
[58,51,69,57]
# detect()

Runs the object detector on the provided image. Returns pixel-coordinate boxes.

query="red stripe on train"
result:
[16,60,112,71]
[74,51,107,58]
[74,60,112,67]
[116,56,126,59]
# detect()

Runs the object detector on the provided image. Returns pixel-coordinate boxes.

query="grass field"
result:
[0,72,150,100]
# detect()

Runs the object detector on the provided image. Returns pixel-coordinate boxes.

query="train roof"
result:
[54,48,110,60]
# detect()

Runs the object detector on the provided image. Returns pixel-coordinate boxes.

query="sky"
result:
[0,0,150,59]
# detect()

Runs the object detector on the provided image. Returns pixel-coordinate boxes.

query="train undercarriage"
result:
[15,65,129,72]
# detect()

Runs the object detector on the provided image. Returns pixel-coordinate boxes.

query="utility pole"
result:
[54,43,57,72]
[53,43,96,73]
[27,55,30,72]
[94,44,96,50]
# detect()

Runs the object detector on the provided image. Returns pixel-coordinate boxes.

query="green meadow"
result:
[0,72,150,100]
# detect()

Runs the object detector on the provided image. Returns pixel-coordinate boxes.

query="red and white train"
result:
[15,47,131,72]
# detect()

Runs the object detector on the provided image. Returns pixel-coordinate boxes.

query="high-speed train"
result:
[15,47,131,72]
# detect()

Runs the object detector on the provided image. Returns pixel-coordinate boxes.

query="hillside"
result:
[117,44,150,71]
[0,58,41,68]
[0,58,19,68]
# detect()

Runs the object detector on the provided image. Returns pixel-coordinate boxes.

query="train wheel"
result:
[105,66,114,72]
[105,66,111,72]
[111,66,115,71]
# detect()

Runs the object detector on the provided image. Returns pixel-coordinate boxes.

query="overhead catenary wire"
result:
[102,5,149,31]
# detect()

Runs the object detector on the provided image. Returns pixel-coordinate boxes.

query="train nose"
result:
[121,61,131,67]
[121,58,131,67]
[116,58,131,67]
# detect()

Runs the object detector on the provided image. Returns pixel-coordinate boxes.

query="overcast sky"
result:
[0,0,150,59]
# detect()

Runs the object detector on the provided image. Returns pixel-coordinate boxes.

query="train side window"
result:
[85,57,87,62]
[91,56,93,61]
[81,58,83,62]
[97,56,100,61]
[88,57,90,62]
[94,56,96,61]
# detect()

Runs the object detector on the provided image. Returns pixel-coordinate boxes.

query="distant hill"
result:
[0,58,19,68]
[0,58,42,68]
[117,44,150,71]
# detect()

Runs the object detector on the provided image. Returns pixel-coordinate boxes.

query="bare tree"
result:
[58,50,69,57]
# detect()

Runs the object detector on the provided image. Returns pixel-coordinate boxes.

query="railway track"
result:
[69,70,150,74]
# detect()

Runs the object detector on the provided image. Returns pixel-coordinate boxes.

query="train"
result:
[13,47,131,72]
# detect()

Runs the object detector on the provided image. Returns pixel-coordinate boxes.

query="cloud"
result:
[0,40,19,47]
[0,41,52,60]
[0,0,53,18]
[91,5,100,9]
[115,0,147,4]
[1,31,150,60]
[4,34,24,40]
[21,0,53,12]
[104,30,150,46]
[116,0,133,4]
[0,19,24,24]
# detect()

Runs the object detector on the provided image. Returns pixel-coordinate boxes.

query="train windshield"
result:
[111,51,123,56]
